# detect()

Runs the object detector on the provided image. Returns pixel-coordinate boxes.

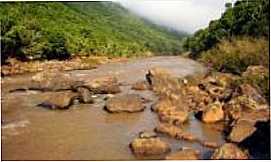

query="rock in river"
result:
[211,143,249,159]
[104,94,145,113]
[228,119,256,143]
[38,91,77,110]
[130,136,170,156]
[199,101,224,123]
[76,87,94,104]
[80,76,121,94]
[132,81,150,91]
[31,70,78,91]
[165,147,200,160]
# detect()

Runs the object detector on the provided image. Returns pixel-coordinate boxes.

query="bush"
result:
[199,37,269,74]
[42,32,70,60]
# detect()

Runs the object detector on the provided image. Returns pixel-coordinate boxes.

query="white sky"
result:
[116,0,235,33]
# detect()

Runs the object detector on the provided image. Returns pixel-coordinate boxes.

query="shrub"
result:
[199,37,269,74]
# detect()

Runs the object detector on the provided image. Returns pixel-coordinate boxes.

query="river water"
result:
[1,56,226,160]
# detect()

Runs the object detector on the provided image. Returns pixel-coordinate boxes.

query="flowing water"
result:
[1,56,226,160]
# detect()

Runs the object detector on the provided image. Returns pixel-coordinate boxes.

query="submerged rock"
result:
[104,94,145,113]
[130,136,170,156]
[211,143,249,159]
[165,147,200,160]
[38,91,77,110]
[155,123,198,142]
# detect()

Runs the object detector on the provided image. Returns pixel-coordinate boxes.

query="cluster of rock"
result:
[129,65,270,159]
[1,56,127,76]
[28,69,122,110]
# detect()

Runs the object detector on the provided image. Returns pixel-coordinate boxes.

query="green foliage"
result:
[200,37,269,74]
[0,2,186,63]
[183,0,269,57]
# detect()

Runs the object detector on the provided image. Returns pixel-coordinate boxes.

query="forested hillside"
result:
[183,0,269,57]
[0,2,186,63]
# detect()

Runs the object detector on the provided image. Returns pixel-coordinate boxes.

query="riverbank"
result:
[1,56,130,76]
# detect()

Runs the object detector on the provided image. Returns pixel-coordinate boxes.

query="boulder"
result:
[76,87,94,104]
[81,76,121,94]
[130,137,170,156]
[211,143,249,159]
[238,84,267,104]
[145,67,180,94]
[228,119,256,143]
[155,123,197,142]
[224,96,269,121]
[146,67,172,86]
[165,148,200,160]
[38,91,77,110]
[201,101,224,123]
[31,70,77,91]
[158,109,189,125]
[242,65,268,77]
[104,94,145,113]
[132,81,150,90]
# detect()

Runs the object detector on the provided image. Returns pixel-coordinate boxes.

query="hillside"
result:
[183,0,269,57]
[0,2,186,63]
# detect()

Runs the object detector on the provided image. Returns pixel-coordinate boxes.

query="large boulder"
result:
[130,136,170,156]
[224,96,269,121]
[211,143,249,159]
[104,94,145,113]
[200,101,224,123]
[145,67,180,94]
[38,91,77,110]
[80,76,121,94]
[228,119,256,143]
[165,148,200,160]
[31,70,78,91]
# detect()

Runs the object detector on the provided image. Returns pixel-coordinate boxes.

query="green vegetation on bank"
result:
[183,0,269,58]
[1,2,186,63]
[199,37,269,74]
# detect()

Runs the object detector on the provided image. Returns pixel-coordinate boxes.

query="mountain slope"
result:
[0,2,186,63]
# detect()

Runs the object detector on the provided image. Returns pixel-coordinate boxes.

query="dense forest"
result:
[0,2,186,63]
[183,0,269,57]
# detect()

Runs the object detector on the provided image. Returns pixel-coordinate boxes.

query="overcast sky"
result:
[116,0,234,33]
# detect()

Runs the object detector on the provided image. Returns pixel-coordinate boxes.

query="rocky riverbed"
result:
[1,56,270,160]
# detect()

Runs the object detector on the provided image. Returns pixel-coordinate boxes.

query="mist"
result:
[116,0,234,33]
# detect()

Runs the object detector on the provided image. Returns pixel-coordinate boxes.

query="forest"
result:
[0,2,186,64]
